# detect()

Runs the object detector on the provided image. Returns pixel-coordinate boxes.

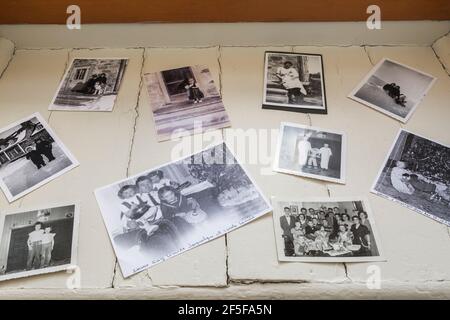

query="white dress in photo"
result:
[297,139,312,166]
[319,146,333,170]
[390,166,414,195]
[276,67,306,94]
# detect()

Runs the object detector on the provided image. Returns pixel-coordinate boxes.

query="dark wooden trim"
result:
[0,0,449,24]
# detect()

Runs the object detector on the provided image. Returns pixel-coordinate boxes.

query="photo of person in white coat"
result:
[297,133,312,167]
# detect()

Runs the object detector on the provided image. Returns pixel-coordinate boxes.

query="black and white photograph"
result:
[95,142,272,277]
[262,51,327,114]
[0,203,79,282]
[272,197,384,262]
[49,58,128,111]
[273,122,346,184]
[144,65,231,141]
[372,129,450,226]
[349,58,436,123]
[0,113,79,202]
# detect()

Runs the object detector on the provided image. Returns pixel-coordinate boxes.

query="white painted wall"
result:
[0,21,449,299]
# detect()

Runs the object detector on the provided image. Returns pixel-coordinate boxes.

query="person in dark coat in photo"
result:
[158,186,197,236]
[350,216,372,256]
[25,146,46,169]
[73,74,98,94]
[279,206,296,256]
[97,73,107,86]
[35,138,55,162]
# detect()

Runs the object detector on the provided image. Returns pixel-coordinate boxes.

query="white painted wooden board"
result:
[0,30,449,297]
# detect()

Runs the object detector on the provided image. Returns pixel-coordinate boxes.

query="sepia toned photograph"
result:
[95,142,271,277]
[262,51,327,114]
[144,65,231,141]
[272,197,384,262]
[349,58,436,123]
[0,113,79,202]
[273,122,346,184]
[0,203,79,282]
[49,58,128,111]
[372,129,450,226]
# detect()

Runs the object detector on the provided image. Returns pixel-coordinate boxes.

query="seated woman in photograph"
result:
[184,78,204,104]
[275,61,307,104]
[147,170,179,192]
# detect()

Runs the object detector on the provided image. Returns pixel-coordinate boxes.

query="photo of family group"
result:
[349,58,436,123]
[372,129,450,226]
[0,204,79,282]
[144,65,231,141]
[49,58,129,111]
[272,197,383,262]
[0,113,79,202]
[95,142,271,277]
[274,122,346,184]
[263,51,327,114]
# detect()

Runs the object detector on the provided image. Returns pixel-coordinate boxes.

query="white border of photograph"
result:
[48,57,129,112]
[0,112,80,203]
[262,51,327,113]
[273,122,347,184]
[0,202,80,282]
[271,196,385,263]
[348,58,436,123]
[94,141,272,278]
[371,128,450,227]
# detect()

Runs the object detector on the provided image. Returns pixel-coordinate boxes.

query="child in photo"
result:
[40,226,55,268]
[337,224,353,248]
[158,186,200,235]
[118,185,159,236]
[25,146,46,169]
[148,170,178,192]
[291,221,307,256]
[184,78,204,104]
[93,81,104,95]
[27,222,44,270]
[314,225,332,251]
[307,148,320,168]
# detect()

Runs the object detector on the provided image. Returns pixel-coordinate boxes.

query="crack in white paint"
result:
[0,40,16,81]
[125,48,146,177]
[430,45,450,77]
[363,46,375,66]
[110,48,146,288]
